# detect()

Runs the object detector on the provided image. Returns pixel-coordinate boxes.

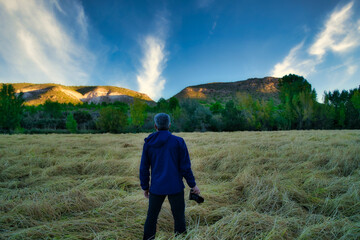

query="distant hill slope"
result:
[1,83,154,105]
[173,77,280,103]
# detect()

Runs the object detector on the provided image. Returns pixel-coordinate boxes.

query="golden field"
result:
[0,131,359,239]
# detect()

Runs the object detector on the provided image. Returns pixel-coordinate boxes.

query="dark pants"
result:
[143,190,186,240]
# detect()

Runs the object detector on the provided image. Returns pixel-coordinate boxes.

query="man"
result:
[139,113,200,240]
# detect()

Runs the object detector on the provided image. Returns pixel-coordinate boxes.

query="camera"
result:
[189,190,204,204]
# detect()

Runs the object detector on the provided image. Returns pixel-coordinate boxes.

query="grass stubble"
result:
[0,130,359,239]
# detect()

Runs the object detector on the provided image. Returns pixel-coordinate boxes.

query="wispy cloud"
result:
[76,2,88,40]
[196,0,215,9]
[136,36,167,100]
[347,64,357,76]
[309,2,358,57]
[0,0,94,85]
[136,11,169,101]
[209,20,217,35]
[271,1,360,80]
[272,41,317,77]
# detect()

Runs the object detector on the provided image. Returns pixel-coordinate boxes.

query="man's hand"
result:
[144,190,149,199]
[191,185,200,195]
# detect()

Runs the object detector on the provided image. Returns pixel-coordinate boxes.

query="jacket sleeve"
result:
[139,144,150,190]
[179,139,196,188]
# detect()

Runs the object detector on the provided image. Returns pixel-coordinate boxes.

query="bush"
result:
[178,100,212,131]
[210,101,223,114]
[66,113,78,133]
[73,111,92,124]
[130,99,147,129]
[221,100,244,131]
[43,100,62,118]
[0,84,25,132]
[96,107,128,133]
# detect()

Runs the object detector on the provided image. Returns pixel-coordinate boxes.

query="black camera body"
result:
[189,191,204,204]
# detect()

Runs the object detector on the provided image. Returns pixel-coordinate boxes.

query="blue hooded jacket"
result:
[139,130,196,195]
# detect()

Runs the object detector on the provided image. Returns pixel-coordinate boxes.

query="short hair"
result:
[154,113,171,130]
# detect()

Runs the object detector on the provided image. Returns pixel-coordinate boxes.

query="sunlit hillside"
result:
[0,131,359,239]
[1,83,154,105]
[174,77,280,103]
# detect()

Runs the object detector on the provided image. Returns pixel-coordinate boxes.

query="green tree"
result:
[339,106,346,128]
[169,97,180,112]
[278,74,317,129]
[257,99,276,130]
[313,101,333,129]
[299,91,316,128]
[130,99,147,128]
[0,84,25,132]
[156,98,169,112]
[351,91,360,110]
[279,74,312,103]
[73,110,92,125]
[237,94,258,130]
[325,89,352,128]
[97,106,128,133]
[66,113,78,133]
[43,100,62,118]
[171,105,182,122]
[291,90,316,129]
[283,96,294,129]
[237,94,276,130]
[176,99,212,131]
[210,101,224,114]
[221,100,244,131]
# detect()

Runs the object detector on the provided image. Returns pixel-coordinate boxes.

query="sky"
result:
[0,0,359,101]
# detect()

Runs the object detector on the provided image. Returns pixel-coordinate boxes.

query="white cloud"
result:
[272,41,317,77]
[76,2,88,39]
[50,0,66,14]
[347,65,357,75]
[0,0,94,85]
[309,2,359,57]
[271,1,360,80]
[136,36,167,100]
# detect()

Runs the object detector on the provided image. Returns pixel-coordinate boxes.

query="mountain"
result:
[173,77,280,103]
[4,83,154,105]
[3,77,280,106]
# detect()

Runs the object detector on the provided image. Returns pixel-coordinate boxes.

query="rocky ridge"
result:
[6,83,154,105]
[173,77,280,102]
[3,77,280,105]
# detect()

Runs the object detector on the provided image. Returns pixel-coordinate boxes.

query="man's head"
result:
[154,113,171,131]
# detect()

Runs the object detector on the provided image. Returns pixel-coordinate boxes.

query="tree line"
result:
[1,74,359,134]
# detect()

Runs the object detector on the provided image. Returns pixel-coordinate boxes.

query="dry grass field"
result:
[0,131,359,239]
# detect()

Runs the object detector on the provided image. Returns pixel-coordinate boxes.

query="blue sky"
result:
[0,0,359,101]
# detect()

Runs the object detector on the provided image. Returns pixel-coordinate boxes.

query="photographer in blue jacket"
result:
[140,113,200,240]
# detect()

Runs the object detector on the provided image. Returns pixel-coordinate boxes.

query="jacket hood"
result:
[144,130,172,148]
